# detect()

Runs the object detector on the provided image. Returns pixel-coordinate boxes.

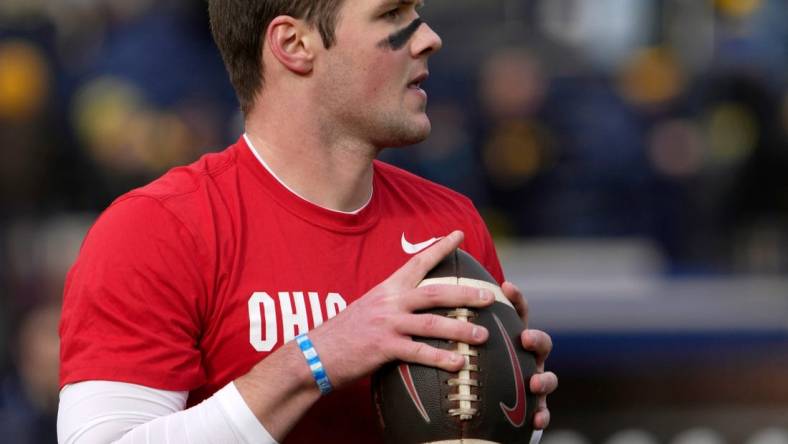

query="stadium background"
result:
[0,0,786,442]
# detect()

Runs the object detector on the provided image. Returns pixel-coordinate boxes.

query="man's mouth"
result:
[408,72,429,89]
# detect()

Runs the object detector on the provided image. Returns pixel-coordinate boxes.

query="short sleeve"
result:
[468,201,505,284]
[60,195,211,391]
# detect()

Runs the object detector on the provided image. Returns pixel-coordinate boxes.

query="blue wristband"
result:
[295,333,333,395]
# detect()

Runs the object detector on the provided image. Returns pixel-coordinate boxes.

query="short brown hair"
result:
[208,0,343,115]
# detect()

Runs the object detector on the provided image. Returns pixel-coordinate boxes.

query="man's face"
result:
[313,0,442,148]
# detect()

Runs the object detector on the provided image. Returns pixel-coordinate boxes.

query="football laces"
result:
[446,307,480,420]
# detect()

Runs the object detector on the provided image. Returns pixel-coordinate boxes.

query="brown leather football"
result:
[373,249,538,444]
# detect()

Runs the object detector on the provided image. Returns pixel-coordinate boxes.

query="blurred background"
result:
[0,0,786,443]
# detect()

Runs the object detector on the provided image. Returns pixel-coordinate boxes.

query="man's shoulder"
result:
[125,144,239,204]
[96,141,244,236]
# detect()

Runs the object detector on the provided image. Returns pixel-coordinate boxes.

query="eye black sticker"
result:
[379,18,423,50]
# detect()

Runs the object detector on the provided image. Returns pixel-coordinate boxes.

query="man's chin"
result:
[389,118,432,147]
[366,111,433,148]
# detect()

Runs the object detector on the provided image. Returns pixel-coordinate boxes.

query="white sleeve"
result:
[57,380,277,444]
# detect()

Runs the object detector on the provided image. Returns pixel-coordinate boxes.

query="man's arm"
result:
[58,381,275,444]
[234,230,498,440]
[59,231,555,442]
[59,231,496,443]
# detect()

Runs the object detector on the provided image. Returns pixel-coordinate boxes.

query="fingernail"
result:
[472,326,481,339]
[451,354,462,364]
[479,290,490,301]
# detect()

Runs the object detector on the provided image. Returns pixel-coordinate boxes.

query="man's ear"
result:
[266,16,316,75]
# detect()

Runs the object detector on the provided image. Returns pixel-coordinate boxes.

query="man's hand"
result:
[238,231,492,440]
[311,230,496,388]
[502,281,558,430]
[237,232,550,441]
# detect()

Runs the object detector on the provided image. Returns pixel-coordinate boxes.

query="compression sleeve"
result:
[57,381,276,444]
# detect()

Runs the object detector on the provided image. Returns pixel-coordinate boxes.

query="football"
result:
[373,249,538,444]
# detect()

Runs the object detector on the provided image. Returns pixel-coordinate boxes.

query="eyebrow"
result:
[379,0,425,10]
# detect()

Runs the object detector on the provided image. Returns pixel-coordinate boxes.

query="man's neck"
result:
[244,123,377,214]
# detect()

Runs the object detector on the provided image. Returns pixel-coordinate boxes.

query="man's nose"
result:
[411,22,443,57]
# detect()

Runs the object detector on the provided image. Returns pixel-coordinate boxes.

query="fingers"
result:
[529,370,557,431]
[533,396,551,430]
[396,313,488,344]
[501,281,528,326]
[391,338,466,372]
[529,371,558,396]
[521,329,553,370]
[389,230,464,287]
[401,284,495,312]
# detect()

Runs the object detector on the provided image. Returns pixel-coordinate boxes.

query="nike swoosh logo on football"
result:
[401,233,441,255]
[494,313,527,428]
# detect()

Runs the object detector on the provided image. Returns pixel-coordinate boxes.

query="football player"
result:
[58,1,558,442]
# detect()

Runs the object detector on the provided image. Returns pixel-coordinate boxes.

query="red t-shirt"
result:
[60,136,504,443]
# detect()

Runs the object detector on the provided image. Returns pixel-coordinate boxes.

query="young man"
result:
[58,1,558,442]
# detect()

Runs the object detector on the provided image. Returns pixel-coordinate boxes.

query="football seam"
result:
[416,276,511,425]
[446,307,479,421]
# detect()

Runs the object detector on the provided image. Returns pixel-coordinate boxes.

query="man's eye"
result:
[383,8,402,20]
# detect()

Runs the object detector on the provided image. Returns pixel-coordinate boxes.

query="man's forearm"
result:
[58,381,276,444]
[234,339,324,441]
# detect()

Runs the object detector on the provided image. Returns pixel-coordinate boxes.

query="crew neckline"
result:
[236,135,381,233]
[243,133,373,215]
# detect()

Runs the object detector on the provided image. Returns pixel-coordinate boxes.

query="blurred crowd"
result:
[0,0,786,442]
[384,0,788,276]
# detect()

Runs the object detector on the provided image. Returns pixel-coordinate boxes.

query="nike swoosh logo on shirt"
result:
[401,233,441,255]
